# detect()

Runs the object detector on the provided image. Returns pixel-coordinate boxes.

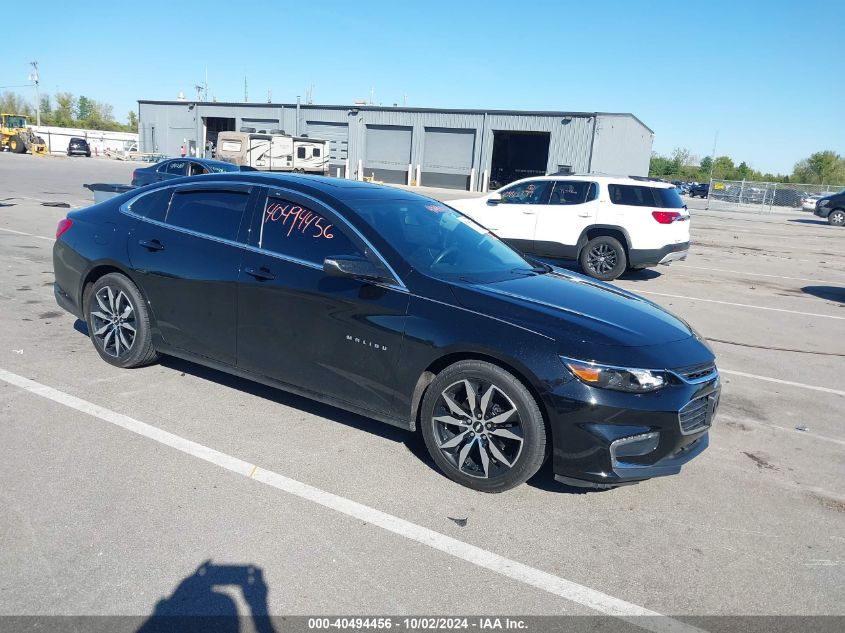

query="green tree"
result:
[76,95,93,121]
[736,161,750,180]
[699,156,713,176]
[793,151,845,185]
[711,156,736,180]
[126,110,138,132]
[0,91,34,117]
[53,92,76,126]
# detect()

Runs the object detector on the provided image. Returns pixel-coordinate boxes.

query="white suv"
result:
[449,175,690,281]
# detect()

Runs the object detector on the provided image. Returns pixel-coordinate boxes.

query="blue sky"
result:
[2,0,842,174]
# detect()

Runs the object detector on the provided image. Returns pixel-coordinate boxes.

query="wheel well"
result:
[409,352,551,439]
[79,265,129,312]
[577,228,631,264]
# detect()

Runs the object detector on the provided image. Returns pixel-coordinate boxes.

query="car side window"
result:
[189,163,209,176]
[498,181,550,205]
[549,181,594,205]
[165,189,249,241]
[164,160,187,175]
[259,196,362,265]
[126,188,172,222]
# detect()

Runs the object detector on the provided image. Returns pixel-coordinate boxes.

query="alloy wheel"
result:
[831,211,845,226]
[432,379,524,479]
[587,243,618,275]
[90,286,137,357]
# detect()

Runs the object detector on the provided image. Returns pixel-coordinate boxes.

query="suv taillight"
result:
[56,217,73,239]
[652,211,681,224]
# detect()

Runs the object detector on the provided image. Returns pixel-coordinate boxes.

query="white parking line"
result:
[0,367,703,633]
[720,369,845,397]
[638,291,845,320]
[0,227,55,241]
[675,264,844,285]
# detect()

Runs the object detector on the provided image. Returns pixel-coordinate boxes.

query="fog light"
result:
[610,432,660,466]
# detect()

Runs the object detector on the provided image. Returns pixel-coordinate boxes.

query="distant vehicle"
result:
[131,158,240,186]
[0,113,47,154]
[688,183,709,198]
[449,175,689,281]
[67,137,91,157]
[801,193,836,212]
[813,190,845,226]
[767,188,806,208]
[216,130,329,175]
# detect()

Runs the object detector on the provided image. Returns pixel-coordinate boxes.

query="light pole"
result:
[29,61,40,127]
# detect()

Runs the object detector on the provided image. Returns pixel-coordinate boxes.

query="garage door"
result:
[365,125,412,167]
[423,128,475,172]
[305,121,349,164]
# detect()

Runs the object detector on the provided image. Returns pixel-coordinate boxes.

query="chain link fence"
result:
[705,179,844,213]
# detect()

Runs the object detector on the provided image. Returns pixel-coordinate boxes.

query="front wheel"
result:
[420,360,547,492]
[828,210,845,227]
[84,273,160,368]
[580,235,627,281]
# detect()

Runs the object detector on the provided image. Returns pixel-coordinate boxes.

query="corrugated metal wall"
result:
[138,102,653,188]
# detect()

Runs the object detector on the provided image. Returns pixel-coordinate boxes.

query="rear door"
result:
[126,182,257,365]
[236,187,409,415]
[156,159,188,182]
[471,180,551,253]
[531,180,599,258]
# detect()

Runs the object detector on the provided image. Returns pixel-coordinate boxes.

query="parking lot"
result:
[0,154,843,626]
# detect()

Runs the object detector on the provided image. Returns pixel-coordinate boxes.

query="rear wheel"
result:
[580,235,627,281]
[420,360,547,492]
[828,209,845,227]
[84,273,159,368]
[10,136,25,153]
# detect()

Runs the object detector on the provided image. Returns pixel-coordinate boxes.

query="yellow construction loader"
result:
[1,113,47,155]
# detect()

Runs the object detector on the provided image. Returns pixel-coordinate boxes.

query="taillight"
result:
[652,211,681,224]
[131,170,137,183]
[56,217,73,239]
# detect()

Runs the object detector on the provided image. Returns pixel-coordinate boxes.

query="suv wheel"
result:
[84,273,160,368]
[828,210,845,227]
[580,236,627,281]
[420,360,547,492]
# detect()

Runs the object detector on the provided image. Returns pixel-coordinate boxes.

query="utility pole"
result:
[29,61,40,127]
[244,76,248,102]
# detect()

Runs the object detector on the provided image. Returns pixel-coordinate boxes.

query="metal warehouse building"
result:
[138,100,653,191]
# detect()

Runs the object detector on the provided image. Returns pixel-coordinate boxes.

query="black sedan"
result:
[67,137,91,157]
[52,174,719,491]
[131,157,242,186]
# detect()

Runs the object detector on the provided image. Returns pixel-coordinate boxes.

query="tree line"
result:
[650,147,845,186]
[0,90,137,133]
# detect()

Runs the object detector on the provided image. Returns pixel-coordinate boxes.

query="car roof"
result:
[504,174,675,188]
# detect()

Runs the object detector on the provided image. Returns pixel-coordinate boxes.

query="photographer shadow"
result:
[136,561,277,633]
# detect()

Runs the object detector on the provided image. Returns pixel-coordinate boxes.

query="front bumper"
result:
[814,206,830,218]
[544,363,719,487]
[629,241,690,268]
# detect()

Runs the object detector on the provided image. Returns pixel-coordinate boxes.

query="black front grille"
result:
[679,394,716,434]
[675,362,716,382]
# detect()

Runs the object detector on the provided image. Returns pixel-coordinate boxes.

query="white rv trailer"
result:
[216,130,329,174]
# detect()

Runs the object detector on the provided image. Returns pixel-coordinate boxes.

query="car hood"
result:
[449,269,696,351]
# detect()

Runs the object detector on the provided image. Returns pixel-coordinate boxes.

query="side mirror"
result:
[487,192,502,205]
[324,255,387,281]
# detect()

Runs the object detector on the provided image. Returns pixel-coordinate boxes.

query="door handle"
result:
[522,211,535,215]
[577,212,591,218]
[138,239,165,251]
[244,266,275,281]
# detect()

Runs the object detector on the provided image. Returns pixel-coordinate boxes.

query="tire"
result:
[579,235,627,281]
[828,209,845,227]
[420,360,547,492]
[84,273,160,368]
[10,136,25,153]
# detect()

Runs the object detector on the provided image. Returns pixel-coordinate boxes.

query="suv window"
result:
[163,160,188,176]
[608,184,685,209]
[549,181,595,205]
[127,188,172,222]
[260,196,362,264]
[498,181,550,205]
[165,189,249,241]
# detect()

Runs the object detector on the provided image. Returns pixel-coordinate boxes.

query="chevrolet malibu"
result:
[52,174,719,492]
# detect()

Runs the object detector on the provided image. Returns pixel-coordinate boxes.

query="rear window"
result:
[608,185,685,208]
[165,190,249,241]
[206,162,239,173]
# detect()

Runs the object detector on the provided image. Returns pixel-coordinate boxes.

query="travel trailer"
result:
[216,130,329,174]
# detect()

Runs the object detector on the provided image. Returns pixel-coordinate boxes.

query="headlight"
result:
[561,357,666,393]
[818,199,829,207]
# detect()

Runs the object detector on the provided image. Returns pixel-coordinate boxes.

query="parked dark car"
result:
[67,137,91,157]
[52,174,719,491]
[768,188,806,208]
[131,157,241,186]
[814,190,845,226]
[688,183,709,198]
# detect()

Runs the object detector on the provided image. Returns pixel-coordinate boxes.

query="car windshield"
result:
[206,162,239,173]
[346,198,542,282]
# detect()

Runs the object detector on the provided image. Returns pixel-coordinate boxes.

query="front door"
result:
[237,188,409,415]
[532,180,600,258]
[474,180,551,253]
[127,183,256,365]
